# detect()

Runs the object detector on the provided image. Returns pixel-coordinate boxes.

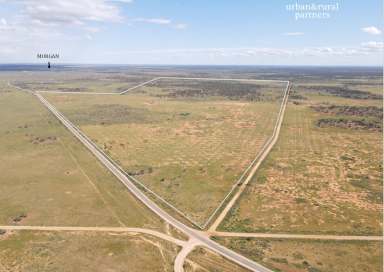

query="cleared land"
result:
[5,71,153,93]
[0,88,169,230]
[0,230,252,272]
[2,67,381,272]
[220,82,383,235]
[0,230,179,272]
[214,237,382,272]
[43,78,286,225]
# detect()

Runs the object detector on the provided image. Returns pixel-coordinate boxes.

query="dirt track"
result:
[0,225,186,246]
[209,231,383,241]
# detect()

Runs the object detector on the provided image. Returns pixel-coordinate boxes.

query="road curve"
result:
[0,225,186,246]
[33,92,273,272]
[174,238,200,272]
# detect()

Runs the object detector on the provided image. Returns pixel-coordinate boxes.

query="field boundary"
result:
[122,77,290,229]
[208,82,290,231]
[27,77,289,229]
[14,76,288,95]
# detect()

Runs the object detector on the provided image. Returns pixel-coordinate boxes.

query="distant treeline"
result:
[312,104,383,131]
[153,81,281,101]
[311,105,383,119]
[316,118,382,131]
[305,85,382,100]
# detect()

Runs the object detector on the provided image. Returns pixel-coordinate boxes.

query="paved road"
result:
[34,92,273,272]
[0,225,186,246]
[174,238,200,272]
[210,231,383,241]
[32,77,289,231]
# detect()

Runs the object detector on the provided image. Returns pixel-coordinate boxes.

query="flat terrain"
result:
[1,66,381,272]
[220,80,383,235]
[0,230,179,272]
[185,246,250,272]
[0,230,250,272]
[43,78,286,225]
[5,71,153,93]
[215,237,382,272]
[0,87,166,230]
[220,81,382,235]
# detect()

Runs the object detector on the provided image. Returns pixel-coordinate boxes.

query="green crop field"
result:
[220,81,383,235]
[43,78,287,225]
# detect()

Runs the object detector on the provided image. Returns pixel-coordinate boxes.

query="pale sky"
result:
[0,0,382,65]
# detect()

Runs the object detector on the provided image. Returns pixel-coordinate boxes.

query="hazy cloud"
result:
[110,0,133,3]
[107,44,383,58]
[283,32,304,36]
[361,41,384,50]
[133,17,172,25]
[131,17,187,29]
[361,26,382,35]
[19,0,124,26]
[174,23,187,30]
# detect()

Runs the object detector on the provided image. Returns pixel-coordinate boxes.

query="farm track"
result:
[9,80,276,272]
[15,78,290,230]
[209,231,383,241]
[0,225,186,246]
[208,82,291,231]
[6,78,382,272]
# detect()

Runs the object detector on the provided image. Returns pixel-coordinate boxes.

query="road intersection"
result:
[34,89,275,272]
[7,78,383,271]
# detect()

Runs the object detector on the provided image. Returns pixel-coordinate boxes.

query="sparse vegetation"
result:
[220,85,382,235]
[0,230,179,272]
[316,118,382,131]
[1,66,381,272]
[215,237,383,272]
[304,85,382,100]
[311,105,382,118]
[44,79,286,225]
[149,79,284,102]
[185,246,250,272]
[312,105,383,131]
[0,90,164,229]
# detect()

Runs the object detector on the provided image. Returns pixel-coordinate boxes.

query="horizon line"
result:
[0,63,382,68]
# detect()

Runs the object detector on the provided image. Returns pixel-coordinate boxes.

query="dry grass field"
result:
[4,70,153,93]
[1,67,381,272]
[0,230,179,272]
[185,246,250,272]
[215,237,382,272]
[220,81,382,235]
[43,78,286,225]
[0,230,251,272]
[0,88,166,230]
